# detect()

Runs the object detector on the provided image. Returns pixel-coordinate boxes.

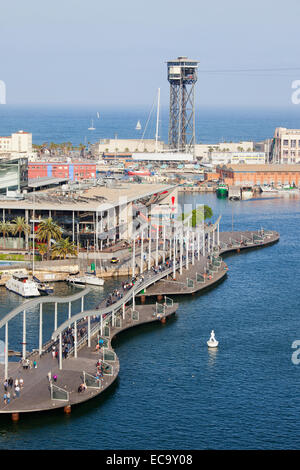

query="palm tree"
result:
[36,218,62,260]
[51,237,77,260]
[38,244,48,261]
[0,221,13,248]
[11,216,30,248]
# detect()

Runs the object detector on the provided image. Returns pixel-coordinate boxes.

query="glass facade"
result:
[0,158,28,193]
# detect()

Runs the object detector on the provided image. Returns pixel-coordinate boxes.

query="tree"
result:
[51,237,77,260]
[180,205,213,227]
[0,221,13,248]
[11,216,30,248]
[38,244,48,261]
[36,218,62,260]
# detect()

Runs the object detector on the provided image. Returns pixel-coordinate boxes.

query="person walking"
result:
[33,360,37,368]
[8,377,13,388]
[6,392,10,404]
[19,378,24,389]
[47,371,51,383]
[14,378,19,388]
[3,380,8,391]
[15,385,20,398]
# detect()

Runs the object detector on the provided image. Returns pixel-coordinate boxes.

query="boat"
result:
[216,183,228,198]
[261,185,278,193]
[207,330,219,348]
[96,112,100,119]
[33,276,54,295]
[127,169,151,177]
[66,274,104,286]
[241,186,253,200]
[135,120,142,130]
[5,273,40,298]
[88,119,96,130]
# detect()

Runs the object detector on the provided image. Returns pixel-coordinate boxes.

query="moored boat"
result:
[5,273,41,298]
[216,183,228,198]
[66,274,104,286]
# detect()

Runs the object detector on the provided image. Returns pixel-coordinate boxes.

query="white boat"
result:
[96,112,100,119]
[261,185,278,193]
[88,119,96,130]
[66,274,104,286]
[5,273,40,297]
[207,330,219,348]
[135,120,142,130]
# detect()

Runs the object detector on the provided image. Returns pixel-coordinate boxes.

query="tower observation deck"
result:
[167,56,198,153]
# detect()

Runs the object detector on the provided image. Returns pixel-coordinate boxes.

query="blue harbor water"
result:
[0,192,300,449]
[0,105,300,145]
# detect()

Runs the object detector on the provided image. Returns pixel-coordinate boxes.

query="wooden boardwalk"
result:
[0,228,279,419]
[0,302,177,416]
[138,230,279,297]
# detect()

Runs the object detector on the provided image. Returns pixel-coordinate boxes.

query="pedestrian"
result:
[15,385,20,398]
[33,360,37,368]
[47,371,51,382]
[8,377,13,388]
[52,347,56,359]
[19,378,24,389]
[3,380,8,391]
[53,374,57,383]
[14,378,19,388]
[6,392,10,404]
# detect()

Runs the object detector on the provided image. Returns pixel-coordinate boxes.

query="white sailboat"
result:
[88,119,96,130]
[96,112,100,119]
[135,120,142,130]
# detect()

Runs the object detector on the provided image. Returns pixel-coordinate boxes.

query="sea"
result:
[0,106,300,450]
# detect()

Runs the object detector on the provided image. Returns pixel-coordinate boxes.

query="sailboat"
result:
[88,119,96,130]
[135,120,142,130]
[96,112,100,119]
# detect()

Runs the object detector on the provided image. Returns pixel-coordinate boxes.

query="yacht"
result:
[261,185,278,193]
[5,273,41,298]
[33,276,54,295]
[66,274,104,286]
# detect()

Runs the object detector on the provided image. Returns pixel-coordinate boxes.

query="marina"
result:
[0,219,279,419]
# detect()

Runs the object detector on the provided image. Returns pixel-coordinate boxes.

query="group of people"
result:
[21,358,38,370]
[3,377,23,404]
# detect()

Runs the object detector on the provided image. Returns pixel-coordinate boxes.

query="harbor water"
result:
[0,192,299,449]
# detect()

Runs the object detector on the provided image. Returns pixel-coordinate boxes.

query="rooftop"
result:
[0,182,175,212]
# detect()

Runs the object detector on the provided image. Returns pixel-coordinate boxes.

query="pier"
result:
[0,221,279,419]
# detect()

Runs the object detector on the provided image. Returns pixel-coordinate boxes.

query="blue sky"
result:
[1,0,300,108]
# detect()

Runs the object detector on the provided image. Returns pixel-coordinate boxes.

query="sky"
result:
[1,0,300,108]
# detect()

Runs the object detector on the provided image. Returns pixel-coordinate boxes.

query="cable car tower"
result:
[167,56,198,153]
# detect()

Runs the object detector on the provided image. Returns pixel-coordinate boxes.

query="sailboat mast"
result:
[155,88,160,153]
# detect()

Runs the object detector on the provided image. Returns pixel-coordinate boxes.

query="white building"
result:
[209,151,266,166]
[273,127,300,163]
[132,152,194,162]
[194,141,254,160]
[97,138,166,155]
[0,131,32,157]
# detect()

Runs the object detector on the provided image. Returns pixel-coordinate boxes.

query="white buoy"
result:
[207,330,219,348]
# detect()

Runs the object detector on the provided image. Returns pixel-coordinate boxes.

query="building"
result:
[97,138,166,155]
[28,162,96,181]
[0,131,32,157]
[217,164,300,186]
[194,141,254,161]
[271,128,300,164]
[0,182,178,250]
[208,151,265,166]
[0,157,28,193]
